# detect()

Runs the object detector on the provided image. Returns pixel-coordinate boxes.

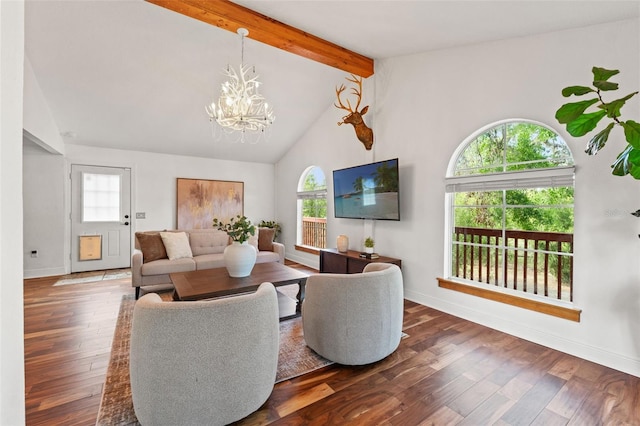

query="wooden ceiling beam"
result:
[145,0,374,77]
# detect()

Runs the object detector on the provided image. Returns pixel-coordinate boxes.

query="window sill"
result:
[295,245,320,255]
[437,277,581,322]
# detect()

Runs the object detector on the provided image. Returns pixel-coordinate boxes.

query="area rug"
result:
[96,294,334,426]
[54,269,131,286]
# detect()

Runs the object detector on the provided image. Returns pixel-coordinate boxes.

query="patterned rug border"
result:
[96,294,333,425]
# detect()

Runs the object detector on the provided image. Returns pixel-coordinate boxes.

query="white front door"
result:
[70,165,132,272]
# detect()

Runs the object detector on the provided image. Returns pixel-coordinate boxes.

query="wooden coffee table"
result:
[170,262,309,320]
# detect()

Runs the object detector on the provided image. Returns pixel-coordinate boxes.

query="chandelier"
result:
[205,28,275,142]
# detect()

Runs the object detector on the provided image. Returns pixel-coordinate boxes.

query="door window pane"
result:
[83,173,120,222]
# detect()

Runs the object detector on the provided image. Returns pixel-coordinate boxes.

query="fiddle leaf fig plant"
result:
[555,66,640,179]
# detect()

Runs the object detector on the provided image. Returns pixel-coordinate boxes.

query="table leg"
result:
[296,278,307,313]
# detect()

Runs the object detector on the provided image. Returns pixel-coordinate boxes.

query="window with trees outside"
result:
[445,120,575,303]
[297,166,327,250]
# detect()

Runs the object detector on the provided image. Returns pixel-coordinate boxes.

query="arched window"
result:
[296,166,327,250]
[445,120,575,302]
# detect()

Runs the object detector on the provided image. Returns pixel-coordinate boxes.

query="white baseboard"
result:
[285,253,318,271]
[23,266,66,279]
[404,288,640,378]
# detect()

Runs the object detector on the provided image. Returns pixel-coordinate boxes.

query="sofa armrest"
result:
[132,250,143,287]
[272,242,285,264]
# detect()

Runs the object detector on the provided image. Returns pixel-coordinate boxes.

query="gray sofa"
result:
[130,282,279,425]
[132,228,284,298]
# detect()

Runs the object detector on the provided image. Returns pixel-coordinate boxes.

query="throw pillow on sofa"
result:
[136,232,168,263]
[160,231,193,260]
[258,227,275,251]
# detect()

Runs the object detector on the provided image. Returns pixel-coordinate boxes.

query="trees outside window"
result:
[301,172,327,219]
[446,121,575,302]
[297,167,327,249]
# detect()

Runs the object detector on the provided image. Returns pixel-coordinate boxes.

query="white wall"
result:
[0,0,26,423]
[23,57,64,155]
[22,51,67,279]
[23,148,66,278]
[276,19,640,377]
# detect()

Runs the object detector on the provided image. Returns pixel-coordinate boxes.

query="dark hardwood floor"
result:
[24,262,639,425]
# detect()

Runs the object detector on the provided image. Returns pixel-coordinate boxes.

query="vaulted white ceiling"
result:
[24,1,639,163]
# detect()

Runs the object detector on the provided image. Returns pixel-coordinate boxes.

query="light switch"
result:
[136,212,146,219]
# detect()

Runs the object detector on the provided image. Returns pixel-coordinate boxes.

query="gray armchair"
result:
[129,282,279,426]
[302,263,403,365]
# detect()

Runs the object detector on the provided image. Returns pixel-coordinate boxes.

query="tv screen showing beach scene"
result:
[333,158,400,220]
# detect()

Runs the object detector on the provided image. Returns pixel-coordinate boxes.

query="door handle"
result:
[124,222,129,226]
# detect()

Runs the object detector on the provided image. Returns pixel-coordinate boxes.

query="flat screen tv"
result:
[333,158,400,221]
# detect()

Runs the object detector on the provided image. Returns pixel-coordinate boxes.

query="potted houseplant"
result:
[213,215,257,277]
[364,236,375,254]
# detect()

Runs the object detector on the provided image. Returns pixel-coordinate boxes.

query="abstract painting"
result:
[176,178,244,229]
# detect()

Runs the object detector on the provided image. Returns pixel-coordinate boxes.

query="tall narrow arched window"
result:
[296,166,327,251]
[445,120,575,303]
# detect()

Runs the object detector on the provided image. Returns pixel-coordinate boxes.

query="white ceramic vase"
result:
[223,242,257,277]
[365,246,374,254]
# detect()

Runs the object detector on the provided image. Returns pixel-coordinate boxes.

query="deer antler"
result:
[334,84,354,113]
[345,74,363,111]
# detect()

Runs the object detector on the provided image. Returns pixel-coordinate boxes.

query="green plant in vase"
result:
[364,237,375,253]
[213,215,256,244]
[555,66,640,179]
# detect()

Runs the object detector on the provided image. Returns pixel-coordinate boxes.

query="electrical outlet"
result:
[31,250,38,258]
[136,212,146,219]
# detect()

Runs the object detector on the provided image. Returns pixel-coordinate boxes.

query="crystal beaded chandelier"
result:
[205,28,275,142]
